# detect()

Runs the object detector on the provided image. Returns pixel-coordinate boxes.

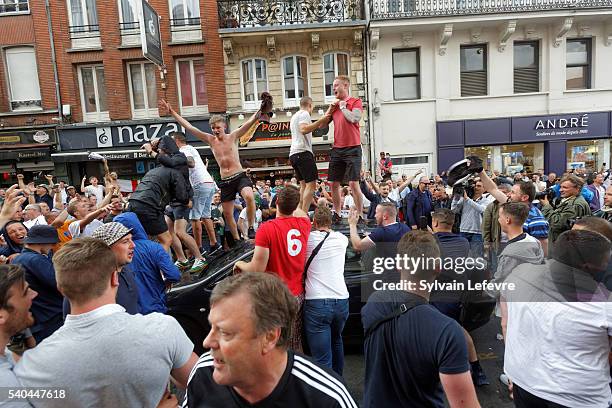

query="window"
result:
[392,49,420,100]
[177,58,208,115]
[68,0,98,32]
[241,58,268,109]
[118,0,140,45]
[514,41,539,93]
[78,65,108,121]
[566,38,591,90]
[282,56,308,104]
[169,0,200,26]
[4,47,41,111]
[460,44,487,97]
[323,53,349,101]
[127,62,158,118]
[0,0,29,14]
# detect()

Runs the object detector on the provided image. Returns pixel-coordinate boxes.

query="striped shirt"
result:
[183,351,357,408]
[523,205,549,239]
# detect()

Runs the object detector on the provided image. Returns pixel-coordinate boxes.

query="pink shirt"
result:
[332,97,362,148]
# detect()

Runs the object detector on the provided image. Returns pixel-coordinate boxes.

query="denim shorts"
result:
[190,182,216,220]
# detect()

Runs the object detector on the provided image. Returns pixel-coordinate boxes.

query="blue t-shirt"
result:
[368,222,411,245]
[362,290,469,408]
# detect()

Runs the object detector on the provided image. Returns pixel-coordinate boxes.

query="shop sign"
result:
[511,111,610,143]
[59,120,211,151]
[33,131,50,144]
[0,129,56,145]
[98,151,151,160]
[0,149,50,161]
[0,136,20,143]
[239,121,329,146]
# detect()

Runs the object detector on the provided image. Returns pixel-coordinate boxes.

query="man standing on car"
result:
[322,75,364,223]
[362,231,480,408]
[289,96,331,213]
[233,185,311,351]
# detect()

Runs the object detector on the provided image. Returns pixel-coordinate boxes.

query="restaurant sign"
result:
[239,121,329,146]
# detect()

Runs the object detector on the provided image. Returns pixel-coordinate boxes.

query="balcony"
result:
[0,0,28,15]
[170,17,203,43]
[120,22,141,47]
[218,0,364,29]
[69,24,101,50]
[370,0,612,20]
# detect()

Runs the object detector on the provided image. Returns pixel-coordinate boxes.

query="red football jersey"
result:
[255,216,312,296]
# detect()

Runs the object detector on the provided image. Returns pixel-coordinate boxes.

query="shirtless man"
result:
[161,99,259,241]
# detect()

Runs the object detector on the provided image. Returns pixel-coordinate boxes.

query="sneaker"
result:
[174,260,191,271]
[247,227,256,239]
[499,373,510,386]
[201,243,222,258]
[471,365,490,387]
[189,258,207,273]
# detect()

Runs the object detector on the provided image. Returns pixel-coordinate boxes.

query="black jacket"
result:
[156,136,193,206]
[129,165,189,210]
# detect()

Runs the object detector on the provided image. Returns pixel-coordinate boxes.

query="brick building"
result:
[46,0,226,186]
[0,1,61,184]
[217,0,368,179]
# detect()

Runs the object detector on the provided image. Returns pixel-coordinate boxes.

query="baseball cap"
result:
[37,184,49,192]
[91,222,132,247]
[24,225,59,245]
[67,185,76,190]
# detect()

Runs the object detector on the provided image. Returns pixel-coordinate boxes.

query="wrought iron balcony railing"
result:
[370,0,612,19]
[218,0,363,29]
[69,24,101,39]
[0,0,29,14]
[120,21,140,34]
[170,17,202,28]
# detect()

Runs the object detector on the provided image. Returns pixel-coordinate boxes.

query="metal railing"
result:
[218,0,363,28]
[170,17,201,29]
[370,0,612,19]
[0,0,28,14]
[11,100,41,111]
[69,24,100,39]
[119,21,140,36]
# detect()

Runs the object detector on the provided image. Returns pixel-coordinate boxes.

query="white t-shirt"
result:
[24,215,47,229]
[69,219,104,238]
[343,195,355,210]
[0,347,27,407]
[289,110,313,156]
[85,185,105,204]
[305,230,349,300]
[503,263,612,407]
[239,208,262,230]
[179,144,214,186]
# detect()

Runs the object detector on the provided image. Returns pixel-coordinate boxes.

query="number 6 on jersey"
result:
[287,229,302,256]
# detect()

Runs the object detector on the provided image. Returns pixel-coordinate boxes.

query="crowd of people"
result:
[0,73,611,408]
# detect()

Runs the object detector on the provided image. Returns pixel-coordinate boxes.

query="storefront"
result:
[0,126,57,187]
[54,119,212,189]
[437,111,611,175]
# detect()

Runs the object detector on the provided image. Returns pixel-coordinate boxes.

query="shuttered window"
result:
[460,44,487,97]
[514,41,539,93]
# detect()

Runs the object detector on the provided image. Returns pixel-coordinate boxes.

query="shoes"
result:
[201,243,222,258]
[471,365,490,387]
[247,227,256,239]
[499,373,510,386]
[332,212,341,225]
[174,260,192,271]
[189,258,207,273]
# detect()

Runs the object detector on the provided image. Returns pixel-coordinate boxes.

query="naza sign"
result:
[97,122,184,148]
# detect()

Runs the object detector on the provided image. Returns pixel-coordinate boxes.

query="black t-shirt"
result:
[184,351,356,408]
[361,290,469,408]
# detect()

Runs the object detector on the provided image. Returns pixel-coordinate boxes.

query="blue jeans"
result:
[303,298,349,375]
[461,232,484,259]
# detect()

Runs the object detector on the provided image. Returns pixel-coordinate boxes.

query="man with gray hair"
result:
[289,96,331,213]
[183,272,357,407]
[23,204,46,229]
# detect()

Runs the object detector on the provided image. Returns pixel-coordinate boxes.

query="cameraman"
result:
[451,179,493,257]
[479,172,549,256]
[594,185,612,222]
[540,174,591,248]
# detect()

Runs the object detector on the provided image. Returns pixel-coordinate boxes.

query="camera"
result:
[452,179,476,199]
[534,187,555,201]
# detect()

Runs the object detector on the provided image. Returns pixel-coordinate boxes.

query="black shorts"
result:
[289,151,318,183]
[164,205,191,221]
[128,201,168,236]
[328,146,362,182]
[218,171,252,203]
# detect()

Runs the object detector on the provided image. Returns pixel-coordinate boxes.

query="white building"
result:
[367,1,612,177]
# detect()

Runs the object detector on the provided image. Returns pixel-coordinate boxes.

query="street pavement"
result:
[343,316,514,407]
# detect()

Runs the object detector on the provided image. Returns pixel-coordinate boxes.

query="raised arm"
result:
[300,114,331,135]
[78,205,111,232]
[97,187,113,209]
[479,170,508,204]
[80,176,87,193]
[161,99,214,144]
[231,110,261,141]
[398,168,424,193]
[0,185,26,230]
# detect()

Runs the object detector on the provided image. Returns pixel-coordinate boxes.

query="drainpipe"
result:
[363,0,375,176]
[45,0,62,124]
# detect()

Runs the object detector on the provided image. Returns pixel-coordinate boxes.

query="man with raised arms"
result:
[161,99,259,241]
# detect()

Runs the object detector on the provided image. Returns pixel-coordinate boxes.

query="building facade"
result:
[0,0,61,183]
[367,0,612,177]
[218,0,368,179]
[46,0,226,186]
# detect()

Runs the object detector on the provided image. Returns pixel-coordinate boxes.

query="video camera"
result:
[535,187,556,202]
[447,156,484,199]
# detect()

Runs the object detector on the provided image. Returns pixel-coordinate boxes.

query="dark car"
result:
[166,223,494,355]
